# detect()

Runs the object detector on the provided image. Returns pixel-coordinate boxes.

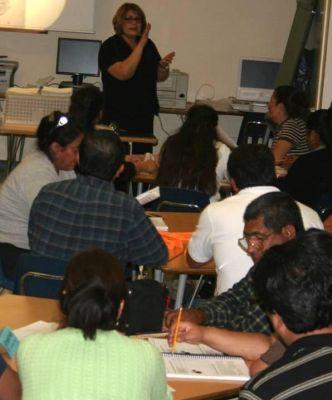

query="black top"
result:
[98,34,161,125]
[240,334,332,400]
[276,148,332,209]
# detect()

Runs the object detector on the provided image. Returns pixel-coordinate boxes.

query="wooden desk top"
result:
[160,101,244,117]
[134,171,157,184]
[160,212,199,233]
[0,294,240,399]
[157,212,216,276]
[0,123,159,145]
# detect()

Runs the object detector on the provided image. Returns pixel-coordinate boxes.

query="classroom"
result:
[0,1,332,399]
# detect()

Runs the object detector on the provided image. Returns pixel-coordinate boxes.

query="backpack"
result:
[118,279,169,335]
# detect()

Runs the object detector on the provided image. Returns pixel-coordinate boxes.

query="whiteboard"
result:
[0,0,95,33]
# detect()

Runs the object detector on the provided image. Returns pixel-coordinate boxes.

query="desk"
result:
[0,294,242,400]
[158,212,216,309]
[0,123,158,173]
[160,102,244,117]
[134,171,157,194]
[160,102,268,146]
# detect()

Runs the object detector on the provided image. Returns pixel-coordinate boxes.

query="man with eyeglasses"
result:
[165,192,323,370]
[186,144,322,295]
[98,3,175,154]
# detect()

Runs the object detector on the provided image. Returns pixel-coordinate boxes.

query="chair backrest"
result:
[14,254,68,299]
[156,187,210,213]
[241,121,272,146]
[0,259,14,291]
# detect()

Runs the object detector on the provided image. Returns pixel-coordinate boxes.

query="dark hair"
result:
[244,192,304,234]
[68,86,103,134]
[273,85,309,119]
[60,248,127,340]
[307,109,332,151]
[79,129,124,181]
[156,104,219,196]
[112,3,147,35]
[37,111,81,159]
[227,144,275,189]
[253,229,332,333]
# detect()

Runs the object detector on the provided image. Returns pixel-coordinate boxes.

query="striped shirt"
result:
[272,117,311,157]
[239,334,332,400]
[28,175,168,268]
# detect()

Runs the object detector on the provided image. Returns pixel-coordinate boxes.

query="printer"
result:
[0,60,18,95]
[157,69,188,109]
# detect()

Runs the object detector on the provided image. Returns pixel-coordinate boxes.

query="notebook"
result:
[149,338,250,381]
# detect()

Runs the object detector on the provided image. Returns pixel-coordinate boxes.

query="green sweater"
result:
[18,328,172,400]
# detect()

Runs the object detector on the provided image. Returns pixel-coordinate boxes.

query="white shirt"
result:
[188,186,323,294]
[0,150,75,249]
[210,141,231,202]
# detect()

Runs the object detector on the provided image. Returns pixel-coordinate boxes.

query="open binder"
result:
[149,338,250,381]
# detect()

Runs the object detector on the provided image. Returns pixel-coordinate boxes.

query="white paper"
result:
[13,321,58,341]
[149,217,169,232]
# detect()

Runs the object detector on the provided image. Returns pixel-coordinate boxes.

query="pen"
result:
[171,307,182,353]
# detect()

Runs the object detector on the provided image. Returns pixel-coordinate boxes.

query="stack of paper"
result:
[149,338,250,381]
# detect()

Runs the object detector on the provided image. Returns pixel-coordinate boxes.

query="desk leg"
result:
[6,134,14,175]
[174,274,187,309]
[137,182,143,195]
[128,141,133,155]
[154,269,164,283]
[6,135,26,175]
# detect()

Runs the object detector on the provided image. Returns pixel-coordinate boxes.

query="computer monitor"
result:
[56,38,101,86]
[237,58,281,103]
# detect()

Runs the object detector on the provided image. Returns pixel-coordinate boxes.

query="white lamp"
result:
[25,0,66,29]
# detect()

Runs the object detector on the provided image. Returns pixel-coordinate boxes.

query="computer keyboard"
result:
[231,101,251,112]
[231,100,268,113]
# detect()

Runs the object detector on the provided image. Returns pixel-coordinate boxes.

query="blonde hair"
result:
[112,3,147,35]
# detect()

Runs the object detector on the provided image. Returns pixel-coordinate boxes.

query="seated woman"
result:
[129,104,231,202]
[11,248,171,399]
[68,85,103,134]
[267,85,311,168]
[277,109,332,209]
[0,112,83,281]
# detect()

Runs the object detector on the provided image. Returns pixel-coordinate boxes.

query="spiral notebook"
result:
[149,338,250,381]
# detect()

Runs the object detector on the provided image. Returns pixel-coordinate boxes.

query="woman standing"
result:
[98,2,174,153]
[267,85,311,168]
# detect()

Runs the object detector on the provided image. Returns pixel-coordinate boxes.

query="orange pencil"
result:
[171,307,183,353]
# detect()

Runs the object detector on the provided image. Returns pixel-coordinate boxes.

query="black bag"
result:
[118,279,169,335]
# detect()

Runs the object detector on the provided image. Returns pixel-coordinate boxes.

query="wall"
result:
[0,0,296,156]
[322,3,332,108]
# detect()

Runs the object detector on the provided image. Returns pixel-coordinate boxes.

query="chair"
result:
[241,121,273,146]
[155,187,210,307]
[13,254,68,299]
[156,187,210,213]
[0,259,14,292]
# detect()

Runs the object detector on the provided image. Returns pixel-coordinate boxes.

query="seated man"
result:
[239,229,332,398]
[28,129,168,269]
[187,144,322,294]
[166,192,323,363]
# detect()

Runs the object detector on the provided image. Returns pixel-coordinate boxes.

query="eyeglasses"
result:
[124,16,142,23]
[238,232,273,252]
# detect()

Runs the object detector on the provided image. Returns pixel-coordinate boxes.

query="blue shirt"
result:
[28,175,168,267]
